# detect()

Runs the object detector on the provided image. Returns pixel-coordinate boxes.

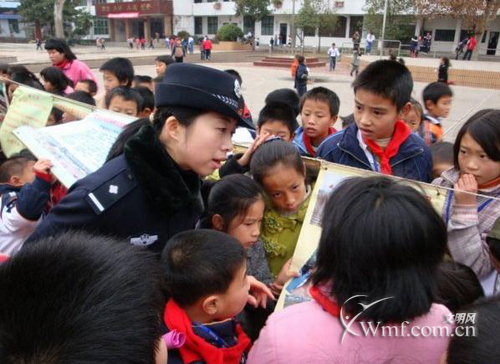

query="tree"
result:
[295,0,337,52]
[234,0,270,49]
[217,24,244,41]
[54,0,65,38]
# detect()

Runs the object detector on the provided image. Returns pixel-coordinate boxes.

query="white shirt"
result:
[327,47,340,57]
[366,34,376,43]
[357,130,379,172]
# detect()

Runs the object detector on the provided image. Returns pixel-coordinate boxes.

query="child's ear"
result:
[398,102,412,119]
[424,100,433,110]
[288,132,296,142]
[211,214,225,231]
[9,175,21,186]
[138,108,153,118]
[330,115,339,126]
[201,295,219,316]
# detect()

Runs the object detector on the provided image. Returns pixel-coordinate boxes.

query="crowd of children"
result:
[0,38,499,364]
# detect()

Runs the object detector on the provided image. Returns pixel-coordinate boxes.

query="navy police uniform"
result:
[25,63,255,252]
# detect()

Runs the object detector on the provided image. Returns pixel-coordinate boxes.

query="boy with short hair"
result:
[105,86,143,117]
[0,155,52,255]
[293,86,340,157]
[133,86,155,118]
[264,88,300,117]
[155,55,175,77]
[295,55,308,96]
[161,230,251,363]
[219,102,298,177]
[422,81,453,144]
[317,60,433,182]
[133,75,154,92]
[75,79,98,97]
[0,231,167,363]
[62,90,96,123]
[99,57,134,94]
[327,43,340,71]
[429,141,454,179]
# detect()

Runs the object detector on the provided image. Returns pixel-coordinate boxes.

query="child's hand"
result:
[247,275,275,309]
[271,258,300,296]
[33,159,53,175]
[454,174,478,206]
[237,131,271,167]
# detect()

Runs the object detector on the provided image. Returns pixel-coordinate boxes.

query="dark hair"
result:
[133,86,155,112]
[250,139,305,185]
[0,63,8,73]
[201,174,264,230]
[296,55,305,63]
[442,57,451,68]
[352,60,413,111]
[77,79,98,95]
[430,141,454,166]
[161,229,246,307]
[49,107,64,124]
[153,75,164,84]
[257,102,298,134]
[105,86,143,112]
[422,81,453,105]
[409,98,424,119]
[8,66,43,90]
[299,86,340,118]
[44,38,77,61]
[265,88,300,116]
[312,176,447,323]
[453,109,500,169]
[436,261,484,313]
[0,231,165,364]
[66,90,96,106]
[487,231,500,261]
[40,66,74,94]
[155,55,175,66]
[447,297,500,364]
[133,75,153,85]
[106,118,149,162]
[0,156,33,183]
[99,57,134,87]
[341,113,355,129]
[224,69,243,85]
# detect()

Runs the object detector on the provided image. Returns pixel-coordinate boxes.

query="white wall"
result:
[0,19,27,38]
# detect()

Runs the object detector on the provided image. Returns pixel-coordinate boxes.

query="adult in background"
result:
[44,38,98,89]
[327,42,340,71]
[365,30,375,54]
[203,36,213,60]
[463,35,477,60]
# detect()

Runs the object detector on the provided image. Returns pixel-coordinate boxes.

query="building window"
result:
[434,29,455,42]
[207,16,218,34]
[330,16,347,37]
[94,17,109,35]
[261,16,273,36]
[194,17,203,35]
[8,19,19,33]
[243,15,254,35]
[194,0,202,2]
[349,16,363,37]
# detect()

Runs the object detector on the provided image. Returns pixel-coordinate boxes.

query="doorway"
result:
[279,23,287,45]
[487,31,499,55]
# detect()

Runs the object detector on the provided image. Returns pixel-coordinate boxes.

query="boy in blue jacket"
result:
[317,60,432,182]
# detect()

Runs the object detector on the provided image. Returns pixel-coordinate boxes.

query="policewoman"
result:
[26,63,254,253]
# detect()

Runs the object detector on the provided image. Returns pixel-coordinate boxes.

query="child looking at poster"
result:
[105,86,143,117]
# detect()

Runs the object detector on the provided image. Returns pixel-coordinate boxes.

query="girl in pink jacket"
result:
[249,176,452,364]
[44,38,98,90]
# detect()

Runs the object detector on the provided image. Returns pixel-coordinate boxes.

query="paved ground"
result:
[2,42,499,142]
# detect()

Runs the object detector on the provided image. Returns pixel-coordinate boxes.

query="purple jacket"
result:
[248,300,451,364]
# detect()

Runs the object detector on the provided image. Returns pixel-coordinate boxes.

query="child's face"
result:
[426,95,452,119]
[403,108,422,132]
[258,120,294,142]
[215,262,249,320]
[102,70,125,93]
[42,78,54,92]
[301,99,337,145]
[354,89,400,140]
[155,61,167,76]
[47,49,65,65]
[75,82,90,94]
[458,132,500,185]
[163,112,236,177]
[108,95,138,117]
[261,163,306,213]
[227,199,265,250]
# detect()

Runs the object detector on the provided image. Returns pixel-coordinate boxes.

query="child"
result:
[62,90,96,123]
[264,88,300,117]
[133,86,155,118]
[161,229,252,363]
[40,66,74,95]
[47,107,63,126]
[0,231,167,363]
[219,102,298,177]
[438,57,450,83]
[250,139,312,277]
[433,109,500,292]
[293,87,340,157]
[350,50,361,77]
[340,113,355,129]
[0,156,52,255]
[295,55,308,96]
[155,55,175,77]
[486,218,500,295]
[327,43,339,71]
[99,57,134,94]
[422,81,453,144]
[105,86,143,117]
[74,79,98,97]
[133,75,154,92]
[317,60,433,182]
[430,141,454,180]
[402,98,424,133]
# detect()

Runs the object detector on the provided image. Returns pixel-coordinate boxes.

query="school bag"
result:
[174,46,184,58]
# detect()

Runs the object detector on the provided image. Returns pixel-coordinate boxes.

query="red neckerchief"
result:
[53,59,71,70]
[478,175,500,190]
[164,299,251,364]
[309,285,341,317]
[362,120,411,175]
[303,126,337,157]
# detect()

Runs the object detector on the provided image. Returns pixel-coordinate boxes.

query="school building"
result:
[0,0,28,41]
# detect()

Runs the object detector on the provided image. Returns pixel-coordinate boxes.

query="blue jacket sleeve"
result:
[16,177,52,221]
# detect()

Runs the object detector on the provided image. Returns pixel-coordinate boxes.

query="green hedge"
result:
[217,24,244,42]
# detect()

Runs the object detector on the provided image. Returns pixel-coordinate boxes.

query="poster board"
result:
[275,162,449,310]
[14,109,135,188]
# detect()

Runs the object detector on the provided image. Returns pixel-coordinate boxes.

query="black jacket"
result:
[25,124,203,254]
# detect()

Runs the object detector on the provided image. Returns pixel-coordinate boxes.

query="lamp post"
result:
[380,0,389,58]
[291,0,296,52]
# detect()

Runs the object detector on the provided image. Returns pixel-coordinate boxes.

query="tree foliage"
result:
[295,0,337,49]
[217,24,244,41]
[363,0,417,42]
[234,0,271,22]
